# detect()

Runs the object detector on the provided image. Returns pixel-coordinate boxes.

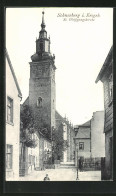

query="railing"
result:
[79,157,101,171]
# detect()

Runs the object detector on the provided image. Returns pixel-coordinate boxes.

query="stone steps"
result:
[60,163,75,167]
[60,166,76,169]
[60,162,76,169]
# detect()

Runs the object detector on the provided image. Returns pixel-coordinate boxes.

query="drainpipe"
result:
[74,127,79,180]
[90,120,92,158]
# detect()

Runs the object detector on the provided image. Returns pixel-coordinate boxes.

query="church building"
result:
[20,11,75,175]
[30,11,56,139]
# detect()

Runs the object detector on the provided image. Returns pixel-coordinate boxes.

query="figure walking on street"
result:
[43,174,50,181]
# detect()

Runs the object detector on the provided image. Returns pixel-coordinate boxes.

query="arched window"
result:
[37,97,42,107]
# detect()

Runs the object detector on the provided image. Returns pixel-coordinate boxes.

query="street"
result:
[18,168,101,181]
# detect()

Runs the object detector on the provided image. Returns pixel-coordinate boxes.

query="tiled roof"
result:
[95,46,113,83]
[6,49,22,98]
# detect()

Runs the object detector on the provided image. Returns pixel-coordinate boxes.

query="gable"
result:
[82,120,91,127]
[95,46,113,83]
[22,96,29,106]
[55,110,74,131]
[6,49,22,98]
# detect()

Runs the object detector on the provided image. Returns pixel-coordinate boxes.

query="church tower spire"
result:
[31,11,55,62]
[41,11,45,29]
[29,11,56,140]
[39,11,47,39]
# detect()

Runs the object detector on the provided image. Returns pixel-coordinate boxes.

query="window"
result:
[40,42,43,51]
[109,74,113,102]
[6,145,13,169]
[45,40,49,52]
[37,97,42,107]
[79,142,84,150]
[69,129,70,144]
[7,97,13,123]
[63,125,67,140]
[44,32,47,38]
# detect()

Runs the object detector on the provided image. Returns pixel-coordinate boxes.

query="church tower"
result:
[29,11,56,139]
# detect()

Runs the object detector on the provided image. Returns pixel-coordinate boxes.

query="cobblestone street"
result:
[18,168,101,181]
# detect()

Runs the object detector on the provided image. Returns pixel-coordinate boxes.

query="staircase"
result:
[60,162,76,169]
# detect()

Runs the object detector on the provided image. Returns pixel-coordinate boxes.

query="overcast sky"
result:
[6,7,113,125]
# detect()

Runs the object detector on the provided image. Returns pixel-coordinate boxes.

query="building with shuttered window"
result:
[6,49,22,180]
[96,46,113,180]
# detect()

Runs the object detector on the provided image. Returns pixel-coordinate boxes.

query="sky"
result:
[6,7,113,125]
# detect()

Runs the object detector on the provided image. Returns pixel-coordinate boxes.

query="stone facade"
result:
[6,49,22,180]
[29,60,56,138]
[29,11,56,140]
[96,46,113,180]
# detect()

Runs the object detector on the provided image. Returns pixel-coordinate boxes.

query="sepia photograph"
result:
[6,7,113,182]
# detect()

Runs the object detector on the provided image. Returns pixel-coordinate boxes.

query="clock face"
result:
[38,68,42,76]
[31,67,42,77]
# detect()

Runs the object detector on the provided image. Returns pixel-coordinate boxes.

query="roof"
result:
[75,128,90,139]
[75,119,91,128]
[74,120,91,139]
[22,96,29,106]
[95,46,113,83]
[6,49,22,98]
[55,110,73,129]
[81,120,91,127]
[55,110,66,122]
[35,130,51,142]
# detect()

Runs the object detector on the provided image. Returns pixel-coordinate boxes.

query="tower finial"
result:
[41,10,46,29]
